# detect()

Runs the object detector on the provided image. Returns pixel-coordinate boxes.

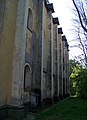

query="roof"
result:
[62,35,67,41]
[44,0,55,13]
[62,35,69,50]
[53,17,59,25]
[58,28,63,34]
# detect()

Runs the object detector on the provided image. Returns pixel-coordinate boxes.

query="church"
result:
[0,0,69,119]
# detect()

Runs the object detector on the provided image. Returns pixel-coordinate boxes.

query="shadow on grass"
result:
[35,97,87,120]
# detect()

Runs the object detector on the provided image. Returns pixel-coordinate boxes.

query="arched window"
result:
[24,64,32,92]
[27,8,33,32]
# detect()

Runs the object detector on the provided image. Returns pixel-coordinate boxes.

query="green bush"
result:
[70,65,87,98]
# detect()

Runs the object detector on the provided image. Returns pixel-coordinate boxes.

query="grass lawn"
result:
[35,97,87,120]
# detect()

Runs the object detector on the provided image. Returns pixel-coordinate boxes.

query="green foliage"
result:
[70,65,87,98]
[69,59,80,75]
[69,59,80,95]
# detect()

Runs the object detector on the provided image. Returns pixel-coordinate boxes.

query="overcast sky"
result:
[49,0,72,39]
[49,0,82,60]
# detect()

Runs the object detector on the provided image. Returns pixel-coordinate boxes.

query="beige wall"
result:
[43,4,49,99]
[0,0,18,105]
[53,23,58,97]
[0,0,29,106]
[58,33,63,96]
[0,0,70,107]
[42,4,53,99]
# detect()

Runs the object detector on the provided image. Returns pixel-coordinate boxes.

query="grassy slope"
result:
[36,97,87,120]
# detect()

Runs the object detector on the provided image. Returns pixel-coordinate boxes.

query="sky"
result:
[49,0,82,60]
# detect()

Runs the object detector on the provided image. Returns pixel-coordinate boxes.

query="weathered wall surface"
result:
[0,0,18,105]
[0,0,70,119]
[62,38,66,96]
[0,0,70,111]
[58,32,64,97]
[53,23,58,97]
[42,4,50,99]
[10,0,29,106]
[42,6,54,100]
[24,0,43,104]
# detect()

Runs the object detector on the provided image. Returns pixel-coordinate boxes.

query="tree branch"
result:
[72,0,87,32]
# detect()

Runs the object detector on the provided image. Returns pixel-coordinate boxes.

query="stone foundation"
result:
[0,105,25,120]
[0,106,7,120]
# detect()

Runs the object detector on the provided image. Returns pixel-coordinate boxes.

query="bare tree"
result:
[71,0,87,67]
[72,0,87,32]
